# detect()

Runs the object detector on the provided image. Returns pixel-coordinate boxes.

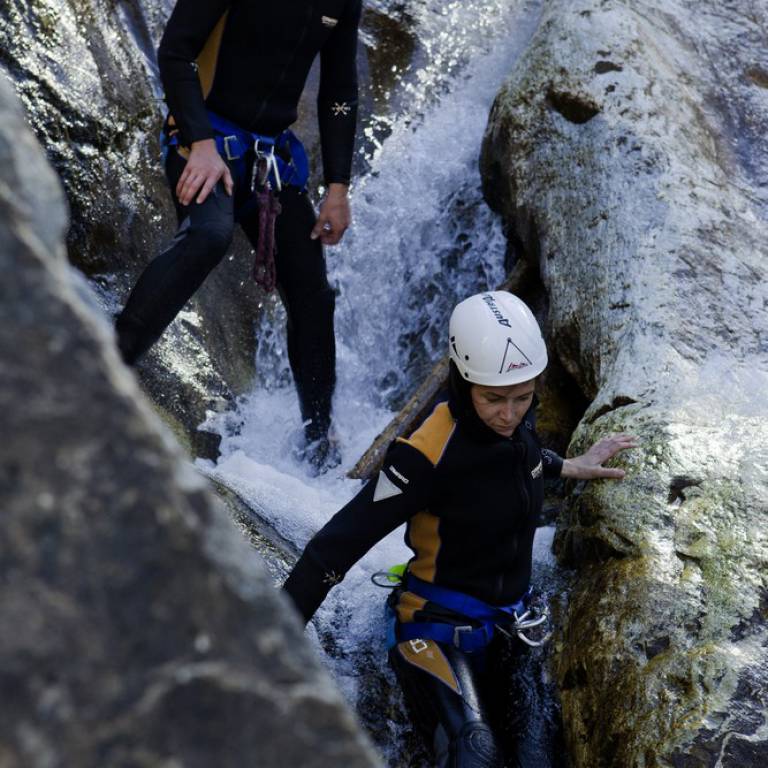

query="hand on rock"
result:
[561,433,639,480]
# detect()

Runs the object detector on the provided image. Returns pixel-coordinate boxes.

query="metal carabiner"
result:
[252,139,281,192]
[496,607,552,648]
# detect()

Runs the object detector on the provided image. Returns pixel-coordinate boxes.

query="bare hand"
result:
[175,139,233,206]
[311,183,351,245]
[561,433,639,481]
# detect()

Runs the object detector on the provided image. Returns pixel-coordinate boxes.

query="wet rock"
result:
[0,74,380,768]
[481,0,768,765]
[0,0,263,444]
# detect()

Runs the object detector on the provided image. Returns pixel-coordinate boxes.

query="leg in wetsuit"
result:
[115,146,337,462]
[389,638,506,768]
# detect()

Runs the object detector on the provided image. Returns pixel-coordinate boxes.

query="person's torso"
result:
[395,403,545,624]
[196,0,352,135]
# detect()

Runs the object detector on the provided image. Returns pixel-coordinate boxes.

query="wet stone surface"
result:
[481,0,768,765]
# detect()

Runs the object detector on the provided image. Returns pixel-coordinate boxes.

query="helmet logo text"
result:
[482,294,512,328]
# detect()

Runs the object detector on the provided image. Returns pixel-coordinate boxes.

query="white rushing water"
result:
[201,0,547,756]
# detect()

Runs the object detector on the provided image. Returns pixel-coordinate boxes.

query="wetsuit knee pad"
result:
[442,722,503,768]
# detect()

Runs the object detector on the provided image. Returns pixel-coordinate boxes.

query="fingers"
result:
[223,167,234,197]
[322,222,343,245]
[310,215,327,241]
[597,467,626,480]
[196,174,218,205]
[311,218,346,245]
[176,167,202,206]
[312,193,351,245]
[176,141,231,206]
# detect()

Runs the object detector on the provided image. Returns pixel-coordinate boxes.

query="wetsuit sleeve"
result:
[317,0,361,185]
[524,397,563,478]
[541,448,563,478]
[157,0,231,145]
[283,441,433,623]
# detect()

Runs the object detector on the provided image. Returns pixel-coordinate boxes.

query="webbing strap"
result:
[405,575,529,620]
[396,576,532,652]
[163,111,309,194]
[397,620,493,653]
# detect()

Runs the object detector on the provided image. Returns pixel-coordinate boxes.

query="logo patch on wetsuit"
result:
[331,101,351,116]
[373,470,403,502]
[531,460,543,479]
[397,639,461,695]
[321,16,338,27]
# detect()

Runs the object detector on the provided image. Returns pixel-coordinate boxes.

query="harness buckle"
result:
[452,625,474,649]
[223,135,240,161]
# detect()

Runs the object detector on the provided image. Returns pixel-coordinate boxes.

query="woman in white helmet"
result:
[284,291,637,767]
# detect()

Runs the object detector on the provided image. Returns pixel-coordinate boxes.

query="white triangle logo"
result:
[373,470,404,502]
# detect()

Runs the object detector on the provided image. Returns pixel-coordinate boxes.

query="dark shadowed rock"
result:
[0,72,380,768]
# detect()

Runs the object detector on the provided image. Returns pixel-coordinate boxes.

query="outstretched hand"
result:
[311,183,351,245]
[561,433,639,480]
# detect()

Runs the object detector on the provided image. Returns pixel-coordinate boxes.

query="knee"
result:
[438,722,503,768]
[187,219,234,267]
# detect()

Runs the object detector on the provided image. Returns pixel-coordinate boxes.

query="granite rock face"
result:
[0,73,380,768]
[481,1,768,766]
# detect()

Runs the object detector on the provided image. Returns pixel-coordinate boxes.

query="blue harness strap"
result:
[395,575,532,653]
[163,110,310,196]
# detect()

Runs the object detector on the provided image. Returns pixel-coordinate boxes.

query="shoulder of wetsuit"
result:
[395,401,457,469]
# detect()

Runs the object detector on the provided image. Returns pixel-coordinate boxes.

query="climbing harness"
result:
[374,569,551,652]
[162,110,310,291]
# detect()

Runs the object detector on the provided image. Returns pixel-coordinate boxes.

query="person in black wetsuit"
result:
[283,291,638,767]
[115,0,361,472]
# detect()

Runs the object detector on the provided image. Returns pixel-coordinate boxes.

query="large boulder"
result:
[481,1,768,766]
[0,72,380,768]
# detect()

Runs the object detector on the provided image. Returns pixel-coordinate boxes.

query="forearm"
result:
[541,448,564,479]
[317,0,360,185]
[282,480,409,623]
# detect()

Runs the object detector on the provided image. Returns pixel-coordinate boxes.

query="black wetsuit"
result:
[116,0,361,444]
[284,386,563,767]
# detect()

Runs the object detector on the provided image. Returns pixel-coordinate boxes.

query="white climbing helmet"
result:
[448,291,548,386]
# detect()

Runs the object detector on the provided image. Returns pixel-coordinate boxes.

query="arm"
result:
[158,0,230,145]
[541,448,564,479]
[158,0,233,205]
[561,433,639,480]
[284,443,433,622]
[311,0,361,245]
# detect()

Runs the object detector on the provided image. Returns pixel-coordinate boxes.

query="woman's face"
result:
[470,379,536,437]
